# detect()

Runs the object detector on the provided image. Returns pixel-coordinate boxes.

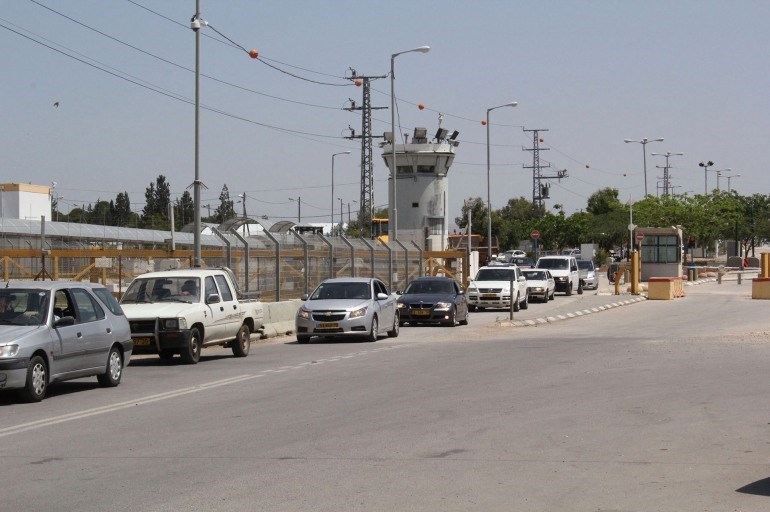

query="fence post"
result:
[259,226,281,301]
[290,230,310,296]
[381,240,394,291]
[229,228,250,292]
[210,227,232,269]
[411,241,424,278]
[394,239,410,292]
[340,235,356,277]
[359,237,376,278]
[318,233,334,279]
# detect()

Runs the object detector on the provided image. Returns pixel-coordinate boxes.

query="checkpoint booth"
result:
[636,226,683,282]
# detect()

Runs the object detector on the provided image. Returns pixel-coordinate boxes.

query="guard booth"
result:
[636,226,683,281]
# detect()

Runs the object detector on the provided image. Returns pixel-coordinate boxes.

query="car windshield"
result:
[537,259,568,270]
[404,280,455,295]
[121,277,201,304]
[0,288,50,326]
[577,260,594,270]
[513,257,533,265]
[475,268,515,281]
[523,270,548,280]
[310,282,371,300]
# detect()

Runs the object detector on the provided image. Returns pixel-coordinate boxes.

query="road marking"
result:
[0,344,412,438]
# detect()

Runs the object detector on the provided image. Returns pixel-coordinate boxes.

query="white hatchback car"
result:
[467,266,528,311]
[522,269,556,302]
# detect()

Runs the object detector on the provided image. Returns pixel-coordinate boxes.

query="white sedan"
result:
[522,269,556,303]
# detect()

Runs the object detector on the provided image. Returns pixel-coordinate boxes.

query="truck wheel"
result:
[513,292,520,312]
[296,335,311,344]
[231,324,251,357]
[180,328,201,364]
[19,355,47,402]
[468,305,477,312]
[566,282,573,296]
[521,292,529,310]
[97,346,123,387]
[577,280,584,295]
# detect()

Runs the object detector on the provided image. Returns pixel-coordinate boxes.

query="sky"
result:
[2,0,769,229]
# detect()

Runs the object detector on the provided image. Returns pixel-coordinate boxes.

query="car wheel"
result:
[521,292,529,310]
[159,349,175,361]
[566,282,573,296]
[231,324,251,357]
[20,355,47,402]
[180,327,202,364]
[387,313,400,337]
[468,304,477,312]
[513,293,520,312]
[296,335,311,344]
[367,316,378,342]
[459,311,469,325]
[544,289,550,302]
[577,280,584,295]
[97,346,123,387]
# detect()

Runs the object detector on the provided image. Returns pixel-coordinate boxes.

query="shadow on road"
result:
[736,477,770,496]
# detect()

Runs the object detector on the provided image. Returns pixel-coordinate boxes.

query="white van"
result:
[535,256,582,295]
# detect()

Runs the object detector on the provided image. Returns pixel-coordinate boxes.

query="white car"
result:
[467,266,528,311]
[522,269,556,302]
[577,259,599,290]
[535,256,582,295]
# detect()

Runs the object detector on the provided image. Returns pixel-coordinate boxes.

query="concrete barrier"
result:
[751,277,770,300]
[648,277,685,300]
[258,299,302,339]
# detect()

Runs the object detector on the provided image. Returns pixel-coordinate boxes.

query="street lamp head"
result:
[393,45,431,58]
[623,139,634,143]
[415,45,431,53]
[653,138,664,142]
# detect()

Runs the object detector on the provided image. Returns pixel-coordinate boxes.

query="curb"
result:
[495,296,648,328]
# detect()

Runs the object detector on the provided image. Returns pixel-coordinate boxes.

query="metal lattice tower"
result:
[345,71,386,237]
[523,128,567,215]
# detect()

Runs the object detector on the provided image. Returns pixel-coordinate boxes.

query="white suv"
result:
[535,256,582,295]
[467,265,528,311]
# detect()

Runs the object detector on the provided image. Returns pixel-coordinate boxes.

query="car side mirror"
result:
[396,290,402,295]
[206,293,221,304]
[301,293,309,301]
[376,292,388,300]
[457,289,465,295]
[54,316,76,327]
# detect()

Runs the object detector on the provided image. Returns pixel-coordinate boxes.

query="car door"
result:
[50,288,86,376]
[214,274,240,339]
[203,275,228,342]
[374,280,394,333]
[69,288,113,370]
[453,281,467,318]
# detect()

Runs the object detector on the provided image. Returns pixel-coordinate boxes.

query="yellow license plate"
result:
[413,309,430,316]
[482,294,497,299]
[318,322,339,328]
[134,337,152,346]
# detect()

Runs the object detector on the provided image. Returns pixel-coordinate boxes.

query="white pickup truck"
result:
[120,268,263,364]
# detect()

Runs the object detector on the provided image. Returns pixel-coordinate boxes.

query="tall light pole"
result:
[331,151,351,234]
[650,151,683,197]
[486,102,518,261]
[390,45,430,243]
[714,168,732,191]
[191,1,205,267]
[288,197,301,223]
[338,197,344,232]
[698,161,714,195]
[624,137,664,197]
[727,173,741,192]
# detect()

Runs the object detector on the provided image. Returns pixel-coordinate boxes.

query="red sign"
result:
[636,233,645,241]
[531,230,540,239]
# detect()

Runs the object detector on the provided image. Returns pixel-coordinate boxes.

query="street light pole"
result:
[390,45,430,243]
[698,161,715,195]
[714,168,732,191]
[331,151,351,235]
[486,102,518,262]
[624,137,664,196]
[727,173,741,192]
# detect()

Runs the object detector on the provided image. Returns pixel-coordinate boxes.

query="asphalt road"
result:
[1,280,769,511]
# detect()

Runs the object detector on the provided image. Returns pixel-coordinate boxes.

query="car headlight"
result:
[397,302,406,309]
[533,287,544,292]
[161,318,187,330]
[0,344,20,358]
[435,301,452,310]
[349,306,367,319]
[297,308,310,319]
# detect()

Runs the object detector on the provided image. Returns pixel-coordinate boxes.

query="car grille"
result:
[311,312,347,321]
[407,303,434,309]
[478,288,502,293]
[129,319,156,334]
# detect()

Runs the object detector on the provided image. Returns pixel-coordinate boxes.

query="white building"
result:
[0,183,52,221]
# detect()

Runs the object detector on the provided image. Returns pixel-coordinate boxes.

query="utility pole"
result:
[523,128,567,215]
[345,69,387,237]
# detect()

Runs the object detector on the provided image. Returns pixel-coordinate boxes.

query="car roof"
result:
[410,276,455,282]
[320,277,377,284]
[4,280,107,291]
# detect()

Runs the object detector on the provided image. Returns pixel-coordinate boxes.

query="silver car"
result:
[295,278,399,343]
[0,281,132,402]
[577,259,599,290]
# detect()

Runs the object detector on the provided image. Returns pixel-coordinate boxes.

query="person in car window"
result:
[180,280,198,299]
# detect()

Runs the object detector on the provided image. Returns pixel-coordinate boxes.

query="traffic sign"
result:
[531,230,540,239]
[635,233,645,242]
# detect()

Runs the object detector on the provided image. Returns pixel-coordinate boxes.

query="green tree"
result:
[175,190,195,230]
[214,184,235,223]
[114,192,131,227]
[454,197,487,235]
[586,188,621,216]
